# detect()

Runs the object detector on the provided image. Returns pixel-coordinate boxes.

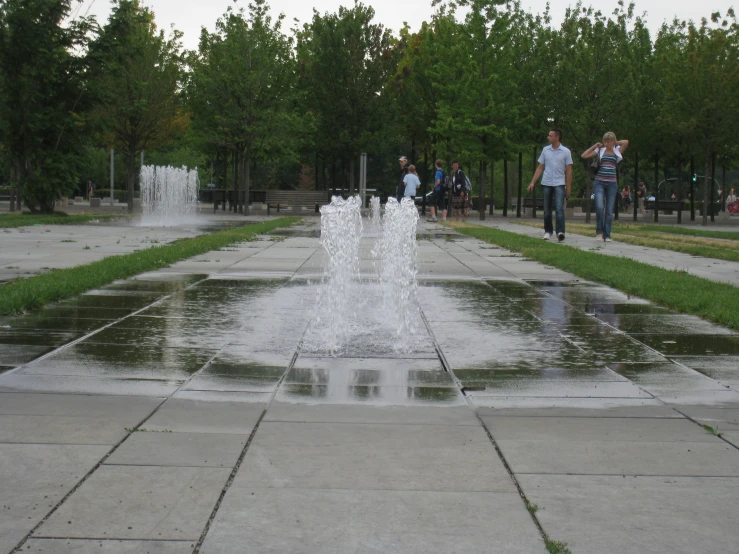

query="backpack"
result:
[442,171,452,191]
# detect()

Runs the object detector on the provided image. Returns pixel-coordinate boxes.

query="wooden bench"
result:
[266,191,330,215]
[646,200,682,212]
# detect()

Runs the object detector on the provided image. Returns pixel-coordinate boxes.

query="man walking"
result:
[527,129,572,241]
[397,156,409,202]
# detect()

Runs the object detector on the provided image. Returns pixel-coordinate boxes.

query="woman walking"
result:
[450,161,470,221]
[582,132,629,242]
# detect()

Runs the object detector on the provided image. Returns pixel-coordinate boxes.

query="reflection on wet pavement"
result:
[0,236,737,409]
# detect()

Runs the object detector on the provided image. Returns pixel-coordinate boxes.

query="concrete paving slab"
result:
[671,356,739,389]
[497,438,739,475]
[172,390,273,403]
[465,379,649,398]
[18,344,213,380]
[518,474,739,554]
[0,415,129,445]
[0,374,182,396]
[0,344,55,366]
[0,392,162,418]
[144,398,265,434]
[106,432,247,467]
[276,383,466,406]
[36,465,231,540]
[475,405,684,418]
[0,443,109,519]
[200,489,543,554]
[183,374,281,393]
[675,405,739,430]
[232,421,514,492]
[22,539,195,553]
[481,416,719,442]
[471,395,667,408]
[263,402,480,425]
[0,517,30,554]
[292,356,444,372]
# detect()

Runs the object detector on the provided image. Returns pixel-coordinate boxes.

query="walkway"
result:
[472,217,739,286]
[0,216,736,553]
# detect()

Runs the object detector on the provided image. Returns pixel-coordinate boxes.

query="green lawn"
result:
[0,217,300,316]
[0,212,133,228]
[451,222,739,331]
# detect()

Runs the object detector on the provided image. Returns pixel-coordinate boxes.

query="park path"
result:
[0,217,736,553]
[471,217,739,286]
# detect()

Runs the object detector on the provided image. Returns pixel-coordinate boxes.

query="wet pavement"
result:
[0,217,737,553]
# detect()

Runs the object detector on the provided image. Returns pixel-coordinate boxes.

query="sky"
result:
[75,0,732,51]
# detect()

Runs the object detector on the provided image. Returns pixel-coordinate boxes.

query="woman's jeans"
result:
[593,180,618,238]
[542,185,566,235]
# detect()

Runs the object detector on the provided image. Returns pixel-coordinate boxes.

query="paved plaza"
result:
[0,215,738,553]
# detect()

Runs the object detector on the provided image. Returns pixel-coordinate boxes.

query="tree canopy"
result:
[1,0,737,211]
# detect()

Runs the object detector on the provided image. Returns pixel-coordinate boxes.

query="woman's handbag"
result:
[587,150,601,179]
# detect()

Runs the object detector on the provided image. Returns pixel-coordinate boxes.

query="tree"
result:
[657,10,739,224]
[297,2,396,194]
[90,0,187,213]
[188,0,301,212]
[0,0,94,212]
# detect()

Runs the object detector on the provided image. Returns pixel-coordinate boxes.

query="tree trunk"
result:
[479,159,486,221]
[127,147,135,214]
[702,142,710,226]
[243,153,250,216]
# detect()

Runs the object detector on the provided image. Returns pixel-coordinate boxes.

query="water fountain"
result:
[305,195,421,356]
[373,197,421,342]
[140,165,199,226]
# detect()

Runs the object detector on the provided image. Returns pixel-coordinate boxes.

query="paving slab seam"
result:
[8,234,300,554]
[1,228,291,376]
[191,340,309,554]
[418,300,552,547]
[9,397,167,553]
[672,408,739,452]
[26,537,194,543]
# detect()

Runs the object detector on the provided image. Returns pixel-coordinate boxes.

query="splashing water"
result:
[140,165,199,226]
[305,195,421,355]
[310,195,363,353]
[369,196,381,229]
[373,197,421,344]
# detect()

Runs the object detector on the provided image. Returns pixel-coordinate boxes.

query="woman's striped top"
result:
[596,152,619,183]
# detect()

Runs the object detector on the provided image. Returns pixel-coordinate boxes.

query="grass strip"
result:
[451,222,739,331]
[615,221,739,241]
[0,212,132,228]
[516,220,739,262]
[0,217,299,316]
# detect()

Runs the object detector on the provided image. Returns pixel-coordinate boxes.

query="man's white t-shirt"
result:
[538,144,573,186]
[403,173,421,197]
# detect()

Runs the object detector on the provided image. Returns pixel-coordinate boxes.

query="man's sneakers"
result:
[604,237,612,242]
[543,232,551,240]
[595,234,603,241]
[426,217,437,222]
[557,233,565,242]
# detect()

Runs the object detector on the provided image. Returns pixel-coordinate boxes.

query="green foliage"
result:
[0,213,130,228]
[88,0,187,212]
[0,217,299,315]
[0,0,95,212]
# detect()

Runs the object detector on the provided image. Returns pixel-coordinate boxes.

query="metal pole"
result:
[503,155,508,217]
[677,153,682,224]
[110,148,115,203]
[654,155,659,223]
[516,152,522,217]
[532,146,537,218]
[489,161,495,216]
[633,151,638,221]
[479,160,486,221]
[690,156,695,221]
[711,152,716,223]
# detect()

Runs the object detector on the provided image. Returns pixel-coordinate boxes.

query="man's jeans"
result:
[542,185,566,235]
[593,179,618,238]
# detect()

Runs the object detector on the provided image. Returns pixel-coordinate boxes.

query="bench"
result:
[645,200,682,212]
[266,191,330,215]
